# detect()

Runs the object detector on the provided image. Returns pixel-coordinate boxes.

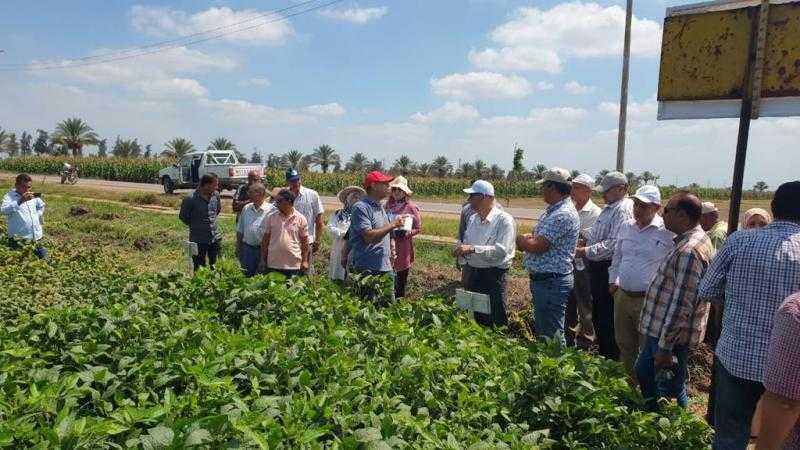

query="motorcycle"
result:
[61,167,79,185]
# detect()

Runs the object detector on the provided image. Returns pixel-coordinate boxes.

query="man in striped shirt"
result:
[699,181,800,450]
[636,192,714,411]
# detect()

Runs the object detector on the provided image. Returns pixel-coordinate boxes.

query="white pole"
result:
[617,0,633,172]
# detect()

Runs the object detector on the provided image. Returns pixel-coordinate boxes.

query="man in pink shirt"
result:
[260,189,309,277]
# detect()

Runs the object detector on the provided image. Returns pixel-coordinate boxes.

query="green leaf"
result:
[185,428,212,446]
[140,425,174,450]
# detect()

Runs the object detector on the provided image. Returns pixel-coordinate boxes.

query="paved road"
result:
[11,174,545,220]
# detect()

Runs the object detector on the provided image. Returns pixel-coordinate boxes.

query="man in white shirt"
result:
[454,180,516,327]
[286,168,324,273]
[566,174,602,349]
[235,182,275,277]
[1,173,47,259]
[609,185,674,380]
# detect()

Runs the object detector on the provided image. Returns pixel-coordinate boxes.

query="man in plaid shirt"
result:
[698,181,800,450]
[636,192,713,411]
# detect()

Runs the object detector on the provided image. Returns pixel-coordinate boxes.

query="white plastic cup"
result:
[402,215,413,231]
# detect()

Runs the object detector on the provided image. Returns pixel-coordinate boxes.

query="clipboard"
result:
[455,289,491,315]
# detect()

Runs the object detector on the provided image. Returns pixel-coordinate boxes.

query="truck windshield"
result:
[206,152,237,165]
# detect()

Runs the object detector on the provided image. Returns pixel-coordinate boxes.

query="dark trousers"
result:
[588,260,619,359]
[8,238,48,259]
[712,358,765,450]
[395,268,410,298]
[266,268,304,278]
[467,267,508,327]
[635,336,690,412]
[565,264,595,349]
[193,241,221,271]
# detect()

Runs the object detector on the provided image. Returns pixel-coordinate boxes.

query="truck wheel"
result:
[162,177,175,194]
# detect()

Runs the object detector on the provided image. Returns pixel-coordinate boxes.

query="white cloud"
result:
[411,102,480,124]
[598,99,657,120]
[564,81,595,95]
[474,2,661,73]
[238,77,271,88]
[469,47,562,74]
[32,46,235,99]
[478,106,587,128]
[303,103,346,117]
[430,72,532,100]
[318,6,388,24]
[199,98,311,125]
[537,81,555,91]
[131,5,295,46]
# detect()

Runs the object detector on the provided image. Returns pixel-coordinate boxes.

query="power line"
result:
[0,0,343,72]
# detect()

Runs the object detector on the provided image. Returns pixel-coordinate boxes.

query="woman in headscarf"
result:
[328,186,365,282]
[385,176,421,298]
[742,208,772,230]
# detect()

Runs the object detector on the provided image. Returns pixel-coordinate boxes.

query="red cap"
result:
[364,171,394,188]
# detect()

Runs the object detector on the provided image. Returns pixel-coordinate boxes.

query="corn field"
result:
[0,156,767,200]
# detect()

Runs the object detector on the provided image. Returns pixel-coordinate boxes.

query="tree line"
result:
[0,118,771,192]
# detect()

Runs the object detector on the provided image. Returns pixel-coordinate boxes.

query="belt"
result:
[243,243,261,249]
[620,288,647,298]
[529,272,571,281]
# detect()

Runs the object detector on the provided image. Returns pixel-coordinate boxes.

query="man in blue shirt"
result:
[349,171,404,302]
[1,173,47,259]
[517,168,580,344]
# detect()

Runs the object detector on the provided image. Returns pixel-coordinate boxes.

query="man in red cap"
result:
[348,171,405,303]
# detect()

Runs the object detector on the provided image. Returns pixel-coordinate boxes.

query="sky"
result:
[1,0,798,188]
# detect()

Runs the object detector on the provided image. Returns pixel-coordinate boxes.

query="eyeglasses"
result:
[468,193,485,200]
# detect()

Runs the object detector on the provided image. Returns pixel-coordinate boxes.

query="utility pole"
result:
[616,0,633,172]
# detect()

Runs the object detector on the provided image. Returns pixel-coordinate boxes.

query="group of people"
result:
[454,169,800,450]
[180,168,422,300]
[4,167,799,449]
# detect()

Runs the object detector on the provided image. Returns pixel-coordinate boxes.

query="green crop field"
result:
[0,184,712,448]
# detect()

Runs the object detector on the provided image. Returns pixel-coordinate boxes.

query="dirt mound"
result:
[133,238,152,251]
[68,206,91,216]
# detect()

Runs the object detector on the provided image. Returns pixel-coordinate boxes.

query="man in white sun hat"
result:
[609,185,674,381]
[565,173,602,349]
[455,180,516,327]
[576,171,633,359]
[517,168,580,344]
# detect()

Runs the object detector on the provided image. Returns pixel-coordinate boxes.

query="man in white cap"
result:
[566,173,602,349]
[609,185,674,381]
[576,171,633,359]
[700,201,728,251]
[517,168,580,344]
[455,180,516,327]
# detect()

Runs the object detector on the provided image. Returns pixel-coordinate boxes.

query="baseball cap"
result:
[463,179,495,197]
[536,167,571,185]
[572,173,595,189]
[285,168,301,182]
[595,171,628,192]
[701,201,719,214]
[632,185,662,205]
[364,171,394,188]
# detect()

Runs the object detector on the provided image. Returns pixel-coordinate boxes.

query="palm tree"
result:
[415,163,431,176]
[299,154,313,171]
[367,159,384,172]
[753,181,769,192]
[391,155,415,176]
[111,137,142,158]
[208,137,236,152]
[531,164,548,180]
[640,171,656,185]
[345,152,369,173]
[570,169,581,179]
[282,150,304,169]
[625,171,640,187]
[310,144,340,173]
[162,137,194,159]
[0,128,13,156]
[595,169,610,185]
[51,118,99,156]
[457,162,475,178]
[473,159,488,178]
[489,164,505,180]
[431,156,452,178]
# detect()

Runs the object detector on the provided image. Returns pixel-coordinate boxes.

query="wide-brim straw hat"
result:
[337,185,366,204]
[389,176,413,195]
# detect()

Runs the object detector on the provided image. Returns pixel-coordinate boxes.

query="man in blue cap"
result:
[285,168,324,273]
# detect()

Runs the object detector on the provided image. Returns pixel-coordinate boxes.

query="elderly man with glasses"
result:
[454,180,516,327]
[517,168,580,343]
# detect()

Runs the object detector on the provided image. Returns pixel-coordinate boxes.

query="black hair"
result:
[772,181,800,222]
[544,180,572,196]
[275,189,296,204]
[199,173,218,187]
[673,191,702,223]
[15,173,32,185]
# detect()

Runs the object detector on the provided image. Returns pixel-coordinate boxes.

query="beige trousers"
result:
[614,289,646,381]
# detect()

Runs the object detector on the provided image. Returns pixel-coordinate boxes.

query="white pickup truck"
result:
[158,151,263,194]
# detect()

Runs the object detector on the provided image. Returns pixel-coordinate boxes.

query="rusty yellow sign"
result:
[658,0,800,119]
